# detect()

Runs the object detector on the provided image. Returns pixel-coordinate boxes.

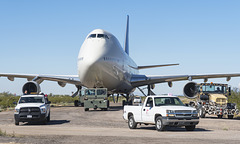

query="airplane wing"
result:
[130,73,240,87]
[0,73,82,87]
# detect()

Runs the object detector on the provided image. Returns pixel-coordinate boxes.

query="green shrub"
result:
[228,88,240,110]
[0,92,19,109]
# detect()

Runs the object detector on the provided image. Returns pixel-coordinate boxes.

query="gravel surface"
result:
[1,103,240,144]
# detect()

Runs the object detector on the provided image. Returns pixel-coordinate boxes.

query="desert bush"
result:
[228,88,240,110]
[0,92,19,109]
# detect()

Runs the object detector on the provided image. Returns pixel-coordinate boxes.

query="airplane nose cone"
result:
[78,55,102,84]
[77,40,107,87]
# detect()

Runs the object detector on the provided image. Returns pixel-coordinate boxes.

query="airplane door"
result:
[142,97,154,123]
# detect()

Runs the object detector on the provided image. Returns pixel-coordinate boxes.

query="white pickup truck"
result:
[123,95,199,131]
[14,94,51,125]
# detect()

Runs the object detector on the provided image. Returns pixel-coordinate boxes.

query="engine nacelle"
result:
[22,81,41,95]
[183,82,197,98]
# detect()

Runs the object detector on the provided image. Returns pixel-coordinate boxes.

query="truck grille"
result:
[175,110,192,117]
[175,110,191,113]
[216,98,226,103]
[19,107,41,118]
[176,114,192,116]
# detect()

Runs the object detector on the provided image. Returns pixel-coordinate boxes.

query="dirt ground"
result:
[1,103,240,144]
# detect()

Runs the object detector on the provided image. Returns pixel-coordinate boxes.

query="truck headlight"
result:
[192,110,198,117]
[40,107,46,113]
[14,109,19,114]
[166,110,175,117]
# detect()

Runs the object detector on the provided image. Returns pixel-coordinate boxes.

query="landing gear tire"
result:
[199,108,206,118]
[228,115,234,119]
[185,125,196,131]
[74,100,79,107]
[107,100,110,108]
[155,116,165,131]
[84,108,89,111]
[128,115,137,129]
[122,100,126,107]
[80,103,84,107]
[217,115,223,118]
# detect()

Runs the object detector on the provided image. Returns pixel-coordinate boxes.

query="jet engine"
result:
[183,82,197,98]
[22,81,41,95]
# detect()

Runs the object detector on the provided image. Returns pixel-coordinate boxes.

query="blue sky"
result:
[0,0,240,95]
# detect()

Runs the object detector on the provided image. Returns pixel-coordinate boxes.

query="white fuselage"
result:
[78,29,138,94]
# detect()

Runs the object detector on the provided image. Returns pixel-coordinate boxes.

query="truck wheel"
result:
[217,115,223,118]
[185,125,196,131]
[84,108,89,111]
[42,118,48,125]
[128,116,137,129]
[199,108,205,118]
[228,115,234,119]
[74,100,79,107]
[155,116,165,131]
[15,120,19,126]
[47,112,50,122]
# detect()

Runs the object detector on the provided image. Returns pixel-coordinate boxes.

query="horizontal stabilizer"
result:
[132,63,179,70]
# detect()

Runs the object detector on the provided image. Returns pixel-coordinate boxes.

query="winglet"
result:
[124,15,129,55]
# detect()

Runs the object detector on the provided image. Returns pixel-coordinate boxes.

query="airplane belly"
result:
[78,60,133,93]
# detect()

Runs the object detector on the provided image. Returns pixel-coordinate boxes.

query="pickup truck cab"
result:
[123,95,199,131]
[14,94,51,125]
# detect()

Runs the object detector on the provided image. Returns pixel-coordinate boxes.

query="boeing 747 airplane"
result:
[1,16,240,101]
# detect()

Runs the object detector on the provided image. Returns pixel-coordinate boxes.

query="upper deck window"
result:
[88,34,96,38]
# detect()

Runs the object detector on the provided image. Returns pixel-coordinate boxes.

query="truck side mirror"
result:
[47,101,51,104]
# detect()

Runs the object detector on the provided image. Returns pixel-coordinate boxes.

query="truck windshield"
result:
[202,85,226,93]
[154,97,184,106]
[19,97,44,104]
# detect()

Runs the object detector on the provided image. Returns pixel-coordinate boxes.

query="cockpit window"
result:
[88,33,109,39]
[105,35,109,39]
[88,34,96,38]
[97,34,104,38]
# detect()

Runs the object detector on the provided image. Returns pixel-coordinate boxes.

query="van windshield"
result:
[154,97,184,106]
[19,97,44,104]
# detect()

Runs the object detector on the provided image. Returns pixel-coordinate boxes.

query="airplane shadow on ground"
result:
[85,105,123,112]
[22,120,70,126]
[137,126,211,132]
[108,105,123,111]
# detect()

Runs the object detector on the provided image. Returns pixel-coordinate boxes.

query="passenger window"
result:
[97,34,104,38]
[88,34,96,38]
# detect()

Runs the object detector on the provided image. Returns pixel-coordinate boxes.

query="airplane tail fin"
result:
[124,15,129,55]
